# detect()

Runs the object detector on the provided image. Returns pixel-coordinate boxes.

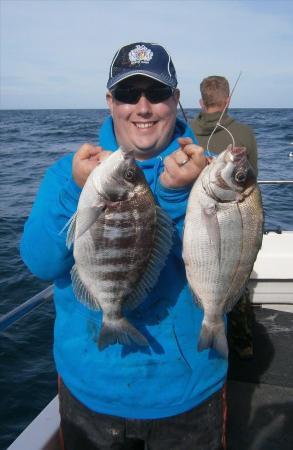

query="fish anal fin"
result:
[222,284,247,315]
[189,286,204,309]
[71,265,100,310]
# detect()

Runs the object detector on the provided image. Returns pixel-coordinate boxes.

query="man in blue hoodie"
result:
[21,43,227,450]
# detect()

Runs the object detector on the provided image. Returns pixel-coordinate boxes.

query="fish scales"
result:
[75,188,156,305]
[89,194,156,287]
[184,187,243,304]
[183,146,263,358]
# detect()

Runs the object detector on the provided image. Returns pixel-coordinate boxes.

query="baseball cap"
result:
[107,42,178,90]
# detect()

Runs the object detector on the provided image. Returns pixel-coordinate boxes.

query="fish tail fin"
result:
[198,320,228,359]
[98,318,148,350]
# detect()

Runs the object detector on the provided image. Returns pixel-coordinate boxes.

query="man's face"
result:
[107,76,180,160]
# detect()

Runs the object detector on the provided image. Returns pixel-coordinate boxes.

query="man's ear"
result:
[173,88,180,104]
[106,91,113,114]
[199,98,206,111]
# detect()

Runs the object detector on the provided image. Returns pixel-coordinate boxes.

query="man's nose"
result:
[136,94,152,114]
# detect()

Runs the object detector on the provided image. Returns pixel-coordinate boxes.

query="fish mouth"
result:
[120,148,135,160]
[230,146,247,163]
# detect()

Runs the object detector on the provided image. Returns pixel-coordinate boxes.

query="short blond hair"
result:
[200,76,230,108]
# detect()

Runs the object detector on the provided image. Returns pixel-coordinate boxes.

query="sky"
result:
[1,0,293,109]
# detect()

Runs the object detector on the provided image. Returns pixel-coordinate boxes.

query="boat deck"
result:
[227,306,293,450]
[7,307,293,450]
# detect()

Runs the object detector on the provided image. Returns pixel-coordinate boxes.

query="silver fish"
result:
[183,146,263,358]
[66,148,173,350]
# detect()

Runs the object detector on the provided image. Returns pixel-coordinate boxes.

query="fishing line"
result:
[179,100,188,122]
[206,71,242,152]
[216,123,236,148]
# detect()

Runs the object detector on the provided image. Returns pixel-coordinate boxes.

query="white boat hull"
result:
[249,231,293,312]
[7,397,60,450]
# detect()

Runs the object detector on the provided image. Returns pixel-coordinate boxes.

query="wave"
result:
[0,107,292,450]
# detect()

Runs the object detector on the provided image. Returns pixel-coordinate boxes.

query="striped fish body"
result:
[67,149,173,350]
[183,146,263,358]
[74,186,156,316]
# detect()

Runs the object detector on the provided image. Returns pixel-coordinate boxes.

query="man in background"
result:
[190,75,257,172]
[190,75,258,359]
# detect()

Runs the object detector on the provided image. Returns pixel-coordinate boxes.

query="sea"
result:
[0,108,293,449]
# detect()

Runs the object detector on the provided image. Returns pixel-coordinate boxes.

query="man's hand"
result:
[160,137,208,189]
[72,144,112,188]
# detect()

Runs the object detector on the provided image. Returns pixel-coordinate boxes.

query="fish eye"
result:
[124,168,136,181]
[234,169,247,183]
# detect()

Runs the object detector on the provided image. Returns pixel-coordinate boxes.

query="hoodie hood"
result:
[191,111,235,136]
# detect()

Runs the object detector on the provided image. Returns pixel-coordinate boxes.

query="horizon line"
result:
[1,107,293,111]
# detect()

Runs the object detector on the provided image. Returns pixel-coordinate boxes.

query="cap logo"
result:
[128,44,153,65]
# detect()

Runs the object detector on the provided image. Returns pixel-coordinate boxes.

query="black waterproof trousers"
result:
[59,379,226,450]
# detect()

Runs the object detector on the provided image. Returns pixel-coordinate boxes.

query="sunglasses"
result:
[111,86,174,104]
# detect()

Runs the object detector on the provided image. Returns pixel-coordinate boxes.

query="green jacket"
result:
[190,111,258,174]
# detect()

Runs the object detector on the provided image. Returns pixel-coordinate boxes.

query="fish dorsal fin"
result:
[71,265,100,310]
[124,206,174,310]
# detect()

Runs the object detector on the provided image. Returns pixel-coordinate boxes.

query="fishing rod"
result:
[178,71,242,126]
[179,100,188,122]
[0,286,53,332]
[206,71,242,152]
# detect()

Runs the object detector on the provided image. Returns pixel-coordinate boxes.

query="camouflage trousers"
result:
[227,287,254,359]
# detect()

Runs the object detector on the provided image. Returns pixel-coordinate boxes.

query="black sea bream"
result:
[183,146,263,358]
[66,149,173,350]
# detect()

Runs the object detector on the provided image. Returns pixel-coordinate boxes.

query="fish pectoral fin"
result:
[71,265,100,310]
[65,211,78,248]
[125,206,174,310]
[59,211,78,248]
[202,205,221,263]
[75,205,105,240]
[65,204,105,248]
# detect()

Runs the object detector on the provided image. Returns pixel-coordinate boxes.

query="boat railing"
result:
[0,285,53,333]
[258,180,293,184]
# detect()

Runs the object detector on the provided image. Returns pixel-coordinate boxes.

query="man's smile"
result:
[133,121,157,129]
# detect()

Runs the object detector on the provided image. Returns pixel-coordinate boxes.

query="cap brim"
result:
[107,70,176,90]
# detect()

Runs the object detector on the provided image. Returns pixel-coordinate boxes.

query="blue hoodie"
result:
[20,117,227,419]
